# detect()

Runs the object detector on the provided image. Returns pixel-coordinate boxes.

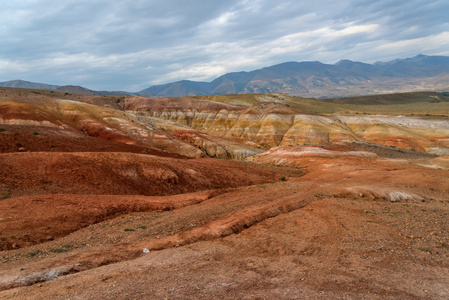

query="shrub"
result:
[27,250,39,257]
[50,248,68,253]
[1,194,11,200]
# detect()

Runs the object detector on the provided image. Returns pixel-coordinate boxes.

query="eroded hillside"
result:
[125,94,449,155]
[1,88,449,299]
[2,88,448,158]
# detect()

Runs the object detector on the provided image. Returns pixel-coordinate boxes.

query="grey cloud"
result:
[0,0,448,91]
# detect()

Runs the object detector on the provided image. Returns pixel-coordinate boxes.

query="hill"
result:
[0,79,59,90]
[0,80,138,96]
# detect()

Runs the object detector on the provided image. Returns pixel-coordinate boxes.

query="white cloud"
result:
[0,59,28,73]
[154,65,228,84]
[376,31,449,52]
[336,24,379,36]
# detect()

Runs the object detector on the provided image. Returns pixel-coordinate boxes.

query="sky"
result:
[1,0,448,91]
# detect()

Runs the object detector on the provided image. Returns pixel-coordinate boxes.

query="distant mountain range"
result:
[1,54,449,98]
[0,80,136,96]
[139,54,449,98]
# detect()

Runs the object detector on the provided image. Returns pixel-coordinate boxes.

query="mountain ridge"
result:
[2,54,449,98]
[139,54,449,97]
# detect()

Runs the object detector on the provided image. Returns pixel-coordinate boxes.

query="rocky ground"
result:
[1,147,448,299]
[1,88,449,299]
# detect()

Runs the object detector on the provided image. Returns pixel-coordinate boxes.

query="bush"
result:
[50,248,68,253]
[1,194,11,200]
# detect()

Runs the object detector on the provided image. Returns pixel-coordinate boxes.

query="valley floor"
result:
[1,149,448,299]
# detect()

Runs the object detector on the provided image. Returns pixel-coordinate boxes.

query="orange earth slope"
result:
[1,88,449,299]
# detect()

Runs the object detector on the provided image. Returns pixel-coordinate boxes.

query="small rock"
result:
[143,248,150,254]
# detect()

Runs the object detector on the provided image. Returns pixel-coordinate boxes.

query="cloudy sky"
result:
[1,0,448,91]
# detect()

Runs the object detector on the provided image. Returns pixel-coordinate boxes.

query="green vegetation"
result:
[124,226,147,231]
[26,250,39,257]
[1,193,11,200]
[183,92,449,117]
[50,245,71,253]
[50,248,66,253]
[388,212,400,217]
[417,247,432,253]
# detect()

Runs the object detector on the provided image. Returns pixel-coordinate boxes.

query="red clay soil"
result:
[0,124,169,155]
[0,190,228,250]
[1,152,448,299]
[0,150,292,250]
[0,151,285,198]
[1,90,449,298]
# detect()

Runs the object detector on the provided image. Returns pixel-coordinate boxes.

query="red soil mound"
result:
[0,190,225,250]
[0,124,169,155]
[0,152,283,197]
